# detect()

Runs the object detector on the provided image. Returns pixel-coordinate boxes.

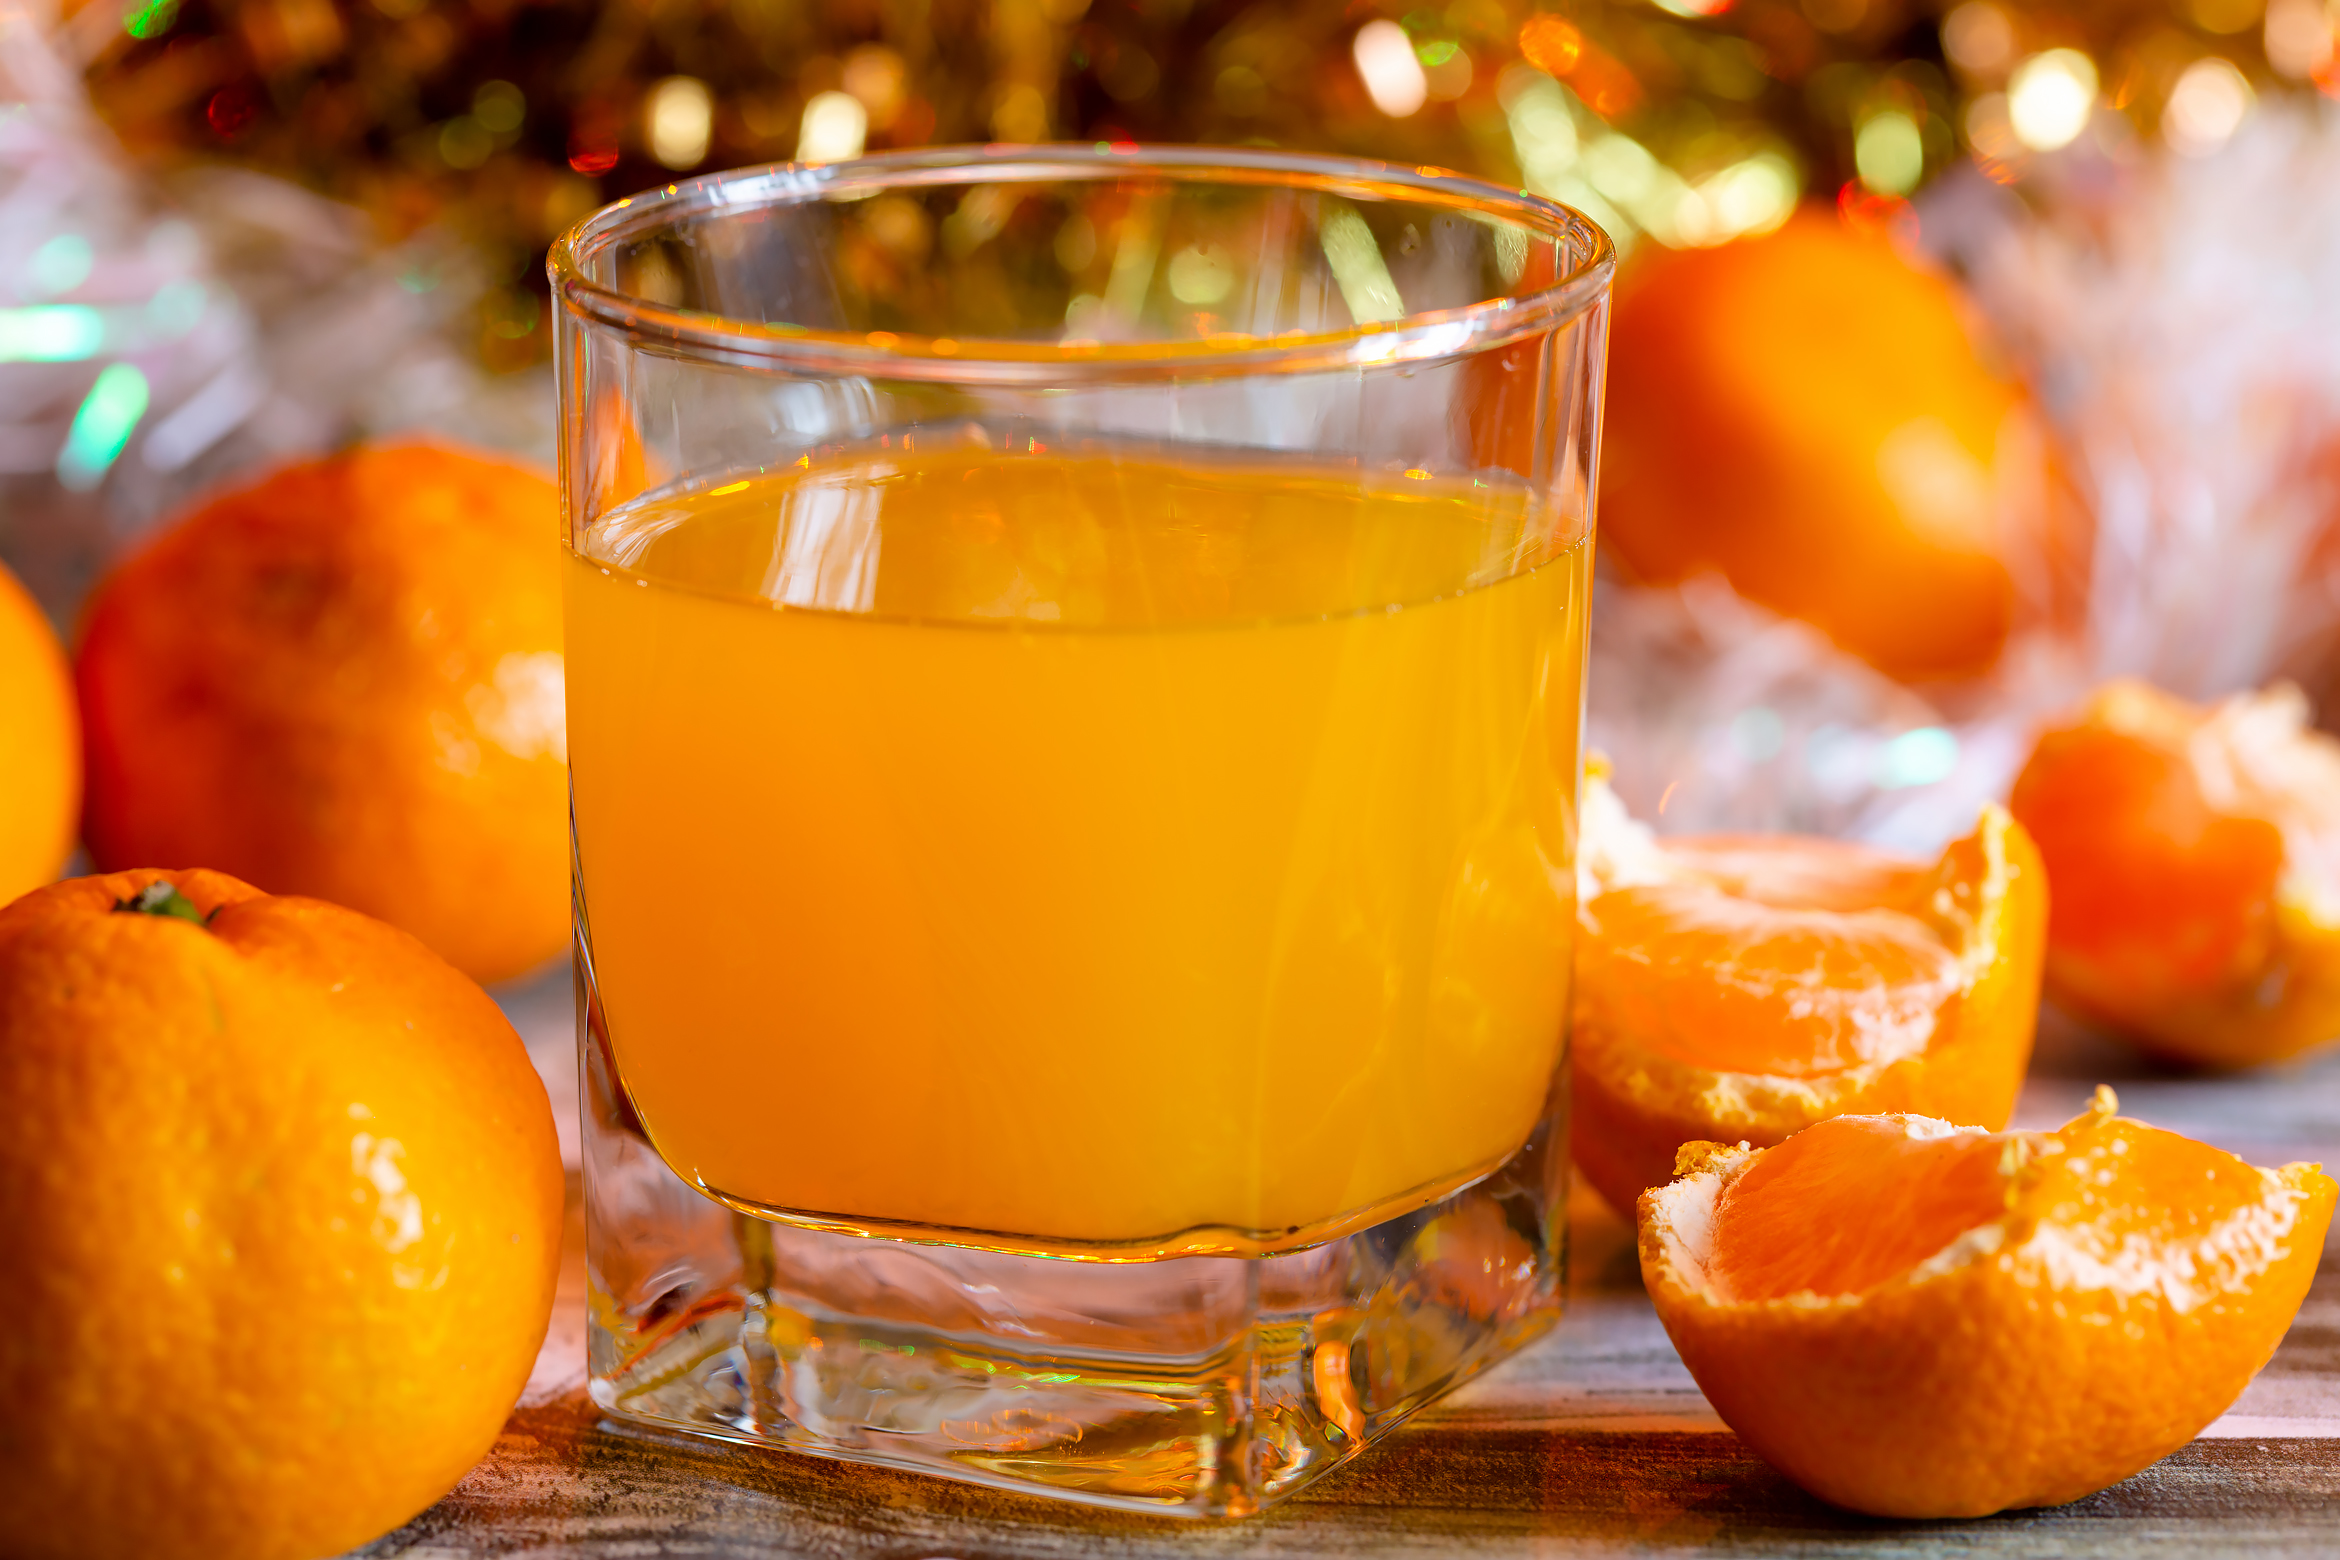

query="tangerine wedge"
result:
[1572,767,2047,1214]
[2009,679,2340,1067]
[1640,1092,2334,1518]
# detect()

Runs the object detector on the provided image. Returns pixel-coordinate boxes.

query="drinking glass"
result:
[553,145,1612,1517]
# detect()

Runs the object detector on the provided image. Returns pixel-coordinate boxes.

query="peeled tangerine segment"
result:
[1640,1093,2337,1519]
[2009,679,2340,1067]
[1570,765,2047,1214]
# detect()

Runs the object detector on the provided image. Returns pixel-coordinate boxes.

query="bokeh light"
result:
[144,280,206,338]
[841,46,908,130]
[1500,62,1795,255]
[472,81,525,137]
[1879,727,1959,789]
[2007,49,2097,152]
[2266,0,2337,79]
[1353,20,1428,119]
[27,234,92,297]
[1856,111,1924,195]
[797,91,868,163]
[1942,3,2016,78]
[2165,57,2255,156]
[1517,15,1582,75]
[0,305,104,363]
[121,0,177,37]
[1317,205,1404,323]
[1695,155,1797,241]
[1964,91,2022,177]
[1421,40,1474,103]
[71,0,2340,388]
[56,363,149,492]
[990,84,1048,142]
[1166,244,1235,305]
[646,76,713,171]
[1502,67,1578,189]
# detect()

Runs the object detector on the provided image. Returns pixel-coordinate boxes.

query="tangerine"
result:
[77,441,569,984]
[1600,208,2071,681]
[1572,766,2046,1214]
[0,868,563,1559]
[0,558,77,902]
[1640,1092,2334,1517]
[2009,679,2340,1068]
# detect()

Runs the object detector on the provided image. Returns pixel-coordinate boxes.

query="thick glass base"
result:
[579,962,1569,1517]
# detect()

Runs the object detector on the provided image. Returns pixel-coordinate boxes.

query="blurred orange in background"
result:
[76,442,569,984]
[2010,679,2340,1068]
[0,561,78,904]
[1600,208,2077,683]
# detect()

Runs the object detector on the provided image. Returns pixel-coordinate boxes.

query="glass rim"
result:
[547,143,1615,386]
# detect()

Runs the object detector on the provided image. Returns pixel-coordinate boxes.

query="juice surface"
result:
[567,442,1588,1247]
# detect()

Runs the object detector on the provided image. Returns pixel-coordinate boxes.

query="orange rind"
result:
[2009,679,2340,1067]
[1639,1093,2334,1518]
[1571,765,2047,1214]
[0,868,563,1559]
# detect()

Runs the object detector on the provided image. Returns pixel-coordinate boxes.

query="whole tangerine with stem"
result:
[1572,762,2047,1214]
[77,441,569,984]
[0,558,78,903]
[1640,1092,2333,1518]
[2009,678,2340,1067]
[0,868,563,1560]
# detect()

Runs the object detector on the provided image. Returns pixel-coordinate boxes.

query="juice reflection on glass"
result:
[568,440,1589,1250]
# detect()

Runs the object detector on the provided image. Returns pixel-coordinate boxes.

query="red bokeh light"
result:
[206,86,257,139]
[568,139,620,176]
[1837,181,1920,248]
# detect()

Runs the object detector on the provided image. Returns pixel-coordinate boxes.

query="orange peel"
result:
[1641,1093,2334,1518]
[2010,678,2340,1067]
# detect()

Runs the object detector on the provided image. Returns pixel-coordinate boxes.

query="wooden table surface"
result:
[362,987,2340,1557]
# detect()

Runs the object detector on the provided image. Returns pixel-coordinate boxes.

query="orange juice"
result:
[566,443,1589,1248]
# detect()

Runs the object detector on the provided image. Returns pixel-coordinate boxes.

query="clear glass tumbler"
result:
[553,145,1611,1517]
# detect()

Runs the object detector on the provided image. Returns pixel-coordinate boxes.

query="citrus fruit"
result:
[1640,1091,2334,1517]
[0,558,78,902]
[2009,678,2340,1068]
[1572,766,2047,1214]
[0,867,563,1560]
[77,441,569,984]
[1600,208,2071,681]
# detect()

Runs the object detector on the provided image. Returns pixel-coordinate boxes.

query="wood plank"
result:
[350,986,2340,1555]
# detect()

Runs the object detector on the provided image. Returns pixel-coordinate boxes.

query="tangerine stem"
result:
[112,881,214,926]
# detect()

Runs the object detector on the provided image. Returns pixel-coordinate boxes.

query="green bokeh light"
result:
[122,0,179,39]
[0,305,105,363]
[57,362,151,492]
